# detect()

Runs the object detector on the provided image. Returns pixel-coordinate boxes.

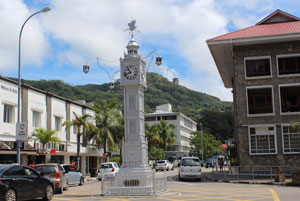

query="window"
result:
[73,125,79,134]
[162,115,177,120]
[280,85,300,113]
[145,116,156,121]
[184,118,193,129]
[54,116,62,131]
[3,104,14,123]
[282,125,300,153]
[278,55,300,75]
[4,166,25,176]
[245,57,271,78]
[32,111,41,127]
[247,87,273,115]
[249,125,276,155]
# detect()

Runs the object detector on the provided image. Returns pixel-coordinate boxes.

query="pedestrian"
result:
[220,157,224,171]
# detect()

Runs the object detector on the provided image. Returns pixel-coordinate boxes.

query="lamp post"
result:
[200,122,204,164]
[17,7,51,165]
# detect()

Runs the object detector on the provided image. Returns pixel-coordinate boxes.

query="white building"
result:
[0,75,103,175]
[145,104,197,159]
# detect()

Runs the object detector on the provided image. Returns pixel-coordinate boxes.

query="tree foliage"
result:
[62,112,92,170]
[22,72,232,115]
[31,128,61,149]
[21,73,234,141]
[190,130,222,159]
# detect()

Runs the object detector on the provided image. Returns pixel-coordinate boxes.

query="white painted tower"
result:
[106,21,166,196]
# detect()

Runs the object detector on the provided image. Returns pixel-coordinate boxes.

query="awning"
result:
[0,141,36,151]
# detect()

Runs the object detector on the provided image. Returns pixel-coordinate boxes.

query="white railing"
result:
[101,171,167,196]
[209,166,298,183]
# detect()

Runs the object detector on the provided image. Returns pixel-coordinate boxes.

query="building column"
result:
[46,95,52,130]
[81,156,87,176]
[21,154,28,165]
[64,155,70,164]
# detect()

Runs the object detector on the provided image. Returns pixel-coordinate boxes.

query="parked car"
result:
[97,162,120,181]
[61,164,84,186]
[178,157,202,181]
[155,160,174,171]
[0,164,54,201]
[34,163,68,194]
[205,158,217,168]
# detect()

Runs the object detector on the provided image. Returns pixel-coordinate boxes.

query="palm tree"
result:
[110,114,124,163]
[63,112,91,170]
[145,123,161,152]
[89,102,119,155]
[156,120,176,151]
[31,128,61,163]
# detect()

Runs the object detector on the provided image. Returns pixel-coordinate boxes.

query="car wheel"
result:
[167,168,169,171]
[57,185,63,194]
[64,181,69,191]
[178,174,183,181]
[79,177,84,186]
[156,170,158,172]
[4,189,16,201]
[98,178,101,181]
[43,184,54,201]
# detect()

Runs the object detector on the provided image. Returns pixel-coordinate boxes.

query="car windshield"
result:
[100,164,112,169]
[34,166,56,174]
[182,158,200,166]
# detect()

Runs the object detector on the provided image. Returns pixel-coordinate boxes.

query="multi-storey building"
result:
[145,104,197,159]
[207,10,300,168]
[0,75,102,175]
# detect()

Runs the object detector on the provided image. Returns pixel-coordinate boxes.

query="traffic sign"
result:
[16,122,27,141]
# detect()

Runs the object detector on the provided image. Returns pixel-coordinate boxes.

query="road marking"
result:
[269,189,281,201]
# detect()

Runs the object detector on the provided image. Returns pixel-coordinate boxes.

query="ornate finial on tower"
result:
[126,20,138,39]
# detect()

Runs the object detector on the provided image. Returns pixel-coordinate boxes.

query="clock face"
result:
[123,65,138,80]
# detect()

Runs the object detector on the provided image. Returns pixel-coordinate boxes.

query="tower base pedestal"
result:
[105,167,166,196]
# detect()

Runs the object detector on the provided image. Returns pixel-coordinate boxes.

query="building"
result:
[207,10,300,168]
[145,104,197,159]
[0,75,103,175]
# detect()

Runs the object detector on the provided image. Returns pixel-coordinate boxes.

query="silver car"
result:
[178,157,202,181]
[61,164,84,186]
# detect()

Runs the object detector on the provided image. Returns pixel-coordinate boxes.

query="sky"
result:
[1,0,300,102]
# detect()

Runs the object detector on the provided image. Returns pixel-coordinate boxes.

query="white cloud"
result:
[0,0,49,71]
[1,0,281,101]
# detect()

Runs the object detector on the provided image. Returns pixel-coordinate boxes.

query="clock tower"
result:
[106,23,165,196]
[119,36,150,169]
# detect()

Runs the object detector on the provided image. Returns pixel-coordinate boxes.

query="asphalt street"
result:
[48,168,300,201]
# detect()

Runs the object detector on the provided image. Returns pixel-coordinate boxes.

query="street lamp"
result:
[17,6,51,165]
[200,122,204,164]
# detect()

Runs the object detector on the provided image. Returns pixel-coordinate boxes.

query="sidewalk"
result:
[84,175,98,183]
[206,171,294,186]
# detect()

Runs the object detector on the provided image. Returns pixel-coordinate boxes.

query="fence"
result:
[101,171,167,196]
[210,166,298,183]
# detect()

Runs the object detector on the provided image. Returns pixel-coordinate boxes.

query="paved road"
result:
[51,168,300,201]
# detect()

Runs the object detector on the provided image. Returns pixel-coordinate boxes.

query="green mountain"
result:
[20,72,233,141]
[22,72,232,115]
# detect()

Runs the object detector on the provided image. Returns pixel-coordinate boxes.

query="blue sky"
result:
[1,0,300,101]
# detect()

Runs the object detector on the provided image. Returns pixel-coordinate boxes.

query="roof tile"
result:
[209,21,300,41]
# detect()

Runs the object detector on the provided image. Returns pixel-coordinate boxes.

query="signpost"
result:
[16,122,27,141]
[16,122,27,164]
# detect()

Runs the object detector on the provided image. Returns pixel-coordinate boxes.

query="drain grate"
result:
[124,179,140,186]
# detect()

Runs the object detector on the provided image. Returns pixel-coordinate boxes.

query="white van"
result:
[178,157,202,181]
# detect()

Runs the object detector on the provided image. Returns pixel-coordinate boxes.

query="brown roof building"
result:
[207,10,300,169]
